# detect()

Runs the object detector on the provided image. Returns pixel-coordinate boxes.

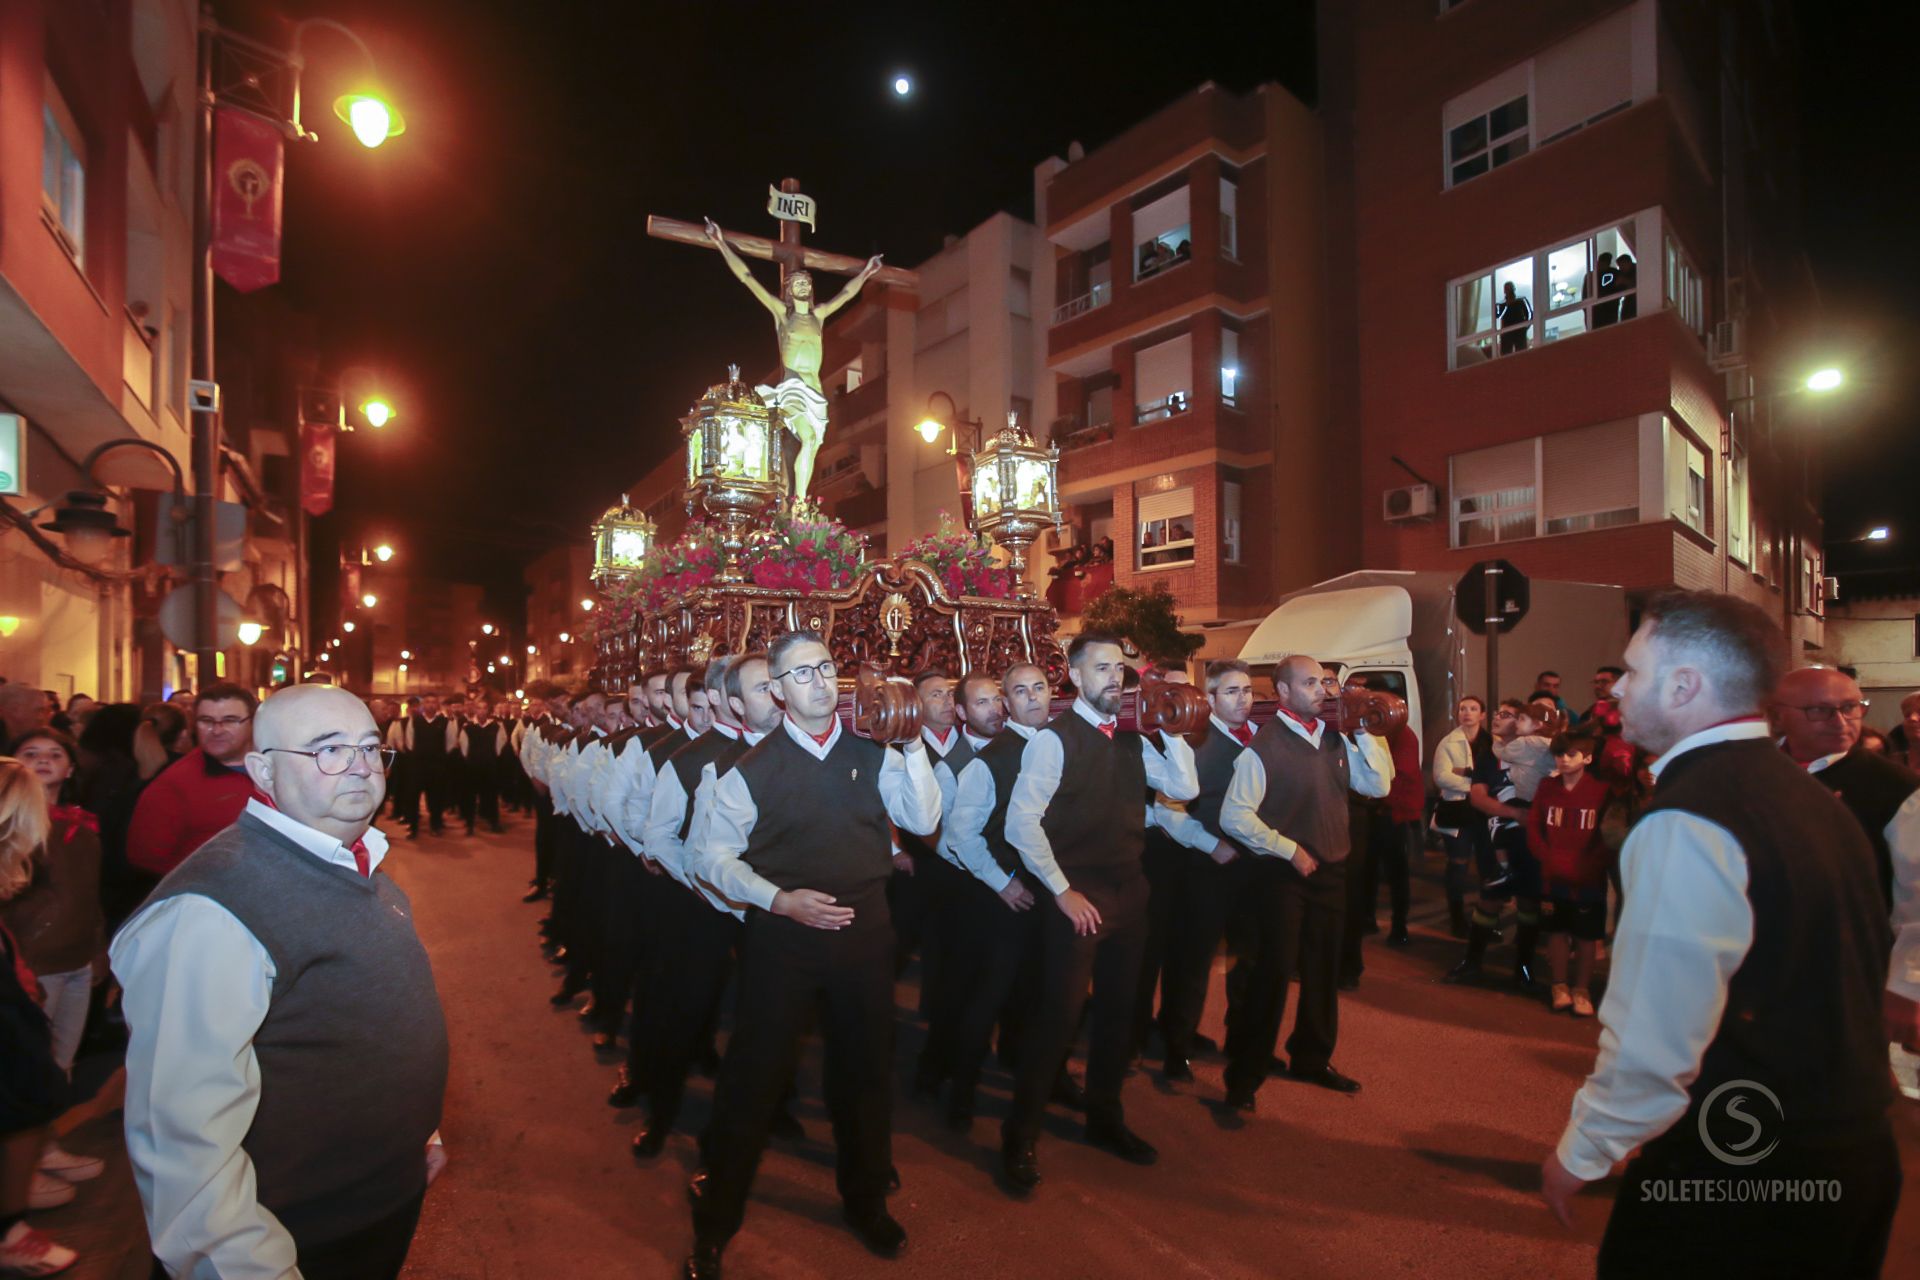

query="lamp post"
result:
[682,365,786,582]
[915,390,989,528]
[191,7,404,681]
[968,413,1062,597]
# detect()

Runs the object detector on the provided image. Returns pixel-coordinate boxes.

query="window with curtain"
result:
[1220,178,1239,260]
[1137,485,1196,568]
[41,87,86,265]
[1728,448,1750,563]
[1220,328,1241,406]
[1541,419,1639,533]
[1133,185,1192,281]
[1134,334,1193,423]
[1665,421,1709,534]
[1450,439,1537,547]
[1222,480,1243,563]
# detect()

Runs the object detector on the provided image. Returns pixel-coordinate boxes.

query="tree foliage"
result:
[1080,582,1204,667]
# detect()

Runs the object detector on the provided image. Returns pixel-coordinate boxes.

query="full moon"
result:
[892,75,912,97]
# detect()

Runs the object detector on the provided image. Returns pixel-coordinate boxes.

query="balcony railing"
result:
[1052,415,1115,453]
[1135,392,1191,424]
[1051,282,1111,326]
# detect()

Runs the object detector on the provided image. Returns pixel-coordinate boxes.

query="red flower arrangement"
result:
[742,511,866,592]
[899,513,1014,599]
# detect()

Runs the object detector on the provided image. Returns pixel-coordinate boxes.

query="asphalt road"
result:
[392,812,1920,1279]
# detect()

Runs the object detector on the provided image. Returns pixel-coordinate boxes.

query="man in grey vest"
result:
[113,684,449,1280]
[1220,654,1393,1104]
[1542,591,1900,1277]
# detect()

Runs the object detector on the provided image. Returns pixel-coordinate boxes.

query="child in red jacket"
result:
[1526,732,1613,1017]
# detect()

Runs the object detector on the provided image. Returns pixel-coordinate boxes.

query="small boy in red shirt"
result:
[1526,732,1613,1016]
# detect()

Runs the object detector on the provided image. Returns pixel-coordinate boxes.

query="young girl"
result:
[1527,733,1613,1016]
[0,757,80,1274]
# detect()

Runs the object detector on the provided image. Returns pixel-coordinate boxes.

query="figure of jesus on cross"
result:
[702,217,879,501]
[648,181,919,505]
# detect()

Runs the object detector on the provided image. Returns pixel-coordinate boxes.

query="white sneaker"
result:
[0,1221,78,1275]
[37,1144,104,1184]
[26,1171,75,1210]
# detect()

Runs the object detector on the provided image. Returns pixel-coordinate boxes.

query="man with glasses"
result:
[128,681,259,877]
[113,684,448,1280]
[683,631,939,1279]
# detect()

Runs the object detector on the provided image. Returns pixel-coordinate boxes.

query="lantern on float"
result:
[590,494,656,593]
[682,364,786,582]
[969,412,1061,596]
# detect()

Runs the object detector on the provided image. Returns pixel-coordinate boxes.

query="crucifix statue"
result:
[647,179,920,503]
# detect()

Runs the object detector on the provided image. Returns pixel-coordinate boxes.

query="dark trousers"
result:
[1228,857,1346,1091]
[645,895,741,1130]
[557,824,610,988]
[888,850,937,980]
[589,851,651,1034]
[532,793,556,890]
[1161,850,1260,1065]
[912,853,968,1064]
[613,865,681,1073]
[941,872,1047,1101]
[694,907,895,1242]
[1598,1123,1901,1279]
[284,1192,426,1280]
[387,754,419,828]
[1132,829,1188,1058]
[1005,871,1149,1144]
[457,758,499,831]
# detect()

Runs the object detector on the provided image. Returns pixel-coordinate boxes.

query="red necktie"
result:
[351,839,371,878]
[1232,725,1254,746]
[1098,721,1116,740]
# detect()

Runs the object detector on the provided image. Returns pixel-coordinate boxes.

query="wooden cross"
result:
[646,177,920,292]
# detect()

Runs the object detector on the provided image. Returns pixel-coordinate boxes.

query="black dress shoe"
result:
[633,1122,669,1159]
[607,1071,641,1108]
[1224,1084,1257,1113]
[1000,1137,1042,1193]
[1192,1033,1221,1056]
[1050,1073,1086,1111]
[767,1108,805,1142]
[549,980,586,1007]
[683,1236,724,1280]
[1162,1057,1194,1084]
[1084,1119,1158,1165]
[1386,925,1410,947]
[521,885,548,903]
[1287,1064,1361,1094]
[842,1205,906,1258]
[1338,972,1361,992]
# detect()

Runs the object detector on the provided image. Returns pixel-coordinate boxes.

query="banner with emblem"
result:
[211,107,285,292]
[300,422,336,516]
[766,184,817,231]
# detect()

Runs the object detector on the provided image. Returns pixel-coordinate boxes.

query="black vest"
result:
[463,720,500,764]
[678,734,752,842]
[413,714,449,758]
[663,730,745,840]
[978,730,1030,876]
[1810,746,1920,911]
[648,727,700,775]
[1646,739,1893,1143]
[1038,711,1147,878]
[732,728,894,916]
[1186,723,1250,852]
[910,730,977,860]
[1246,718,1352,863]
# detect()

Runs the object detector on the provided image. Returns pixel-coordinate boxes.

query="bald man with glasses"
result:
[113,685,448,1280]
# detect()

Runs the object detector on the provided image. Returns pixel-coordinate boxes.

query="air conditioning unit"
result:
[1383,483,1437,522]
[1709,318,1745,370]
[1822,575,1840,606]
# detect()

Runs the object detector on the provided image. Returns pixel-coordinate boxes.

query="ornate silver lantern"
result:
[969,412,1061,597]
[589,494,656,594]
[682,364,786,583]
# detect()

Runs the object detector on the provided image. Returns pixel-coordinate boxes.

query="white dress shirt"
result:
[1803,749,1920,1001]
[695,717,940,913]
[112,801,419,1280]
[946,722,1038,892]
[644,723,731,888]
[932,729,994,869]
[1554,719,1772,1181]
[1153,714,1251,854]
[1218,712,1393,864]
[685,728,768,917]
[1004,699,1200,897]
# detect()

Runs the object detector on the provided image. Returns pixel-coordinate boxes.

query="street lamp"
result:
[360,398,395,428]
[400,649,412,660]
[373,543,395,562]
[1868,526,1891,541]
[481,623,495,636]
[1805,367,1844,393]
[558,631,571,644]
[342,620,356,633]
[237,619,265,646]
[580,598,595,612]
[914,390,985,456]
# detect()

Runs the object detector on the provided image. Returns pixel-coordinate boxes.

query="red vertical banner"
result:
[300,423,336,516]
[211,107,285,292]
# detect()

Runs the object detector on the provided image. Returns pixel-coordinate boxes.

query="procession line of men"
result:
[516,631,1400,1280]
[375,693,532,840]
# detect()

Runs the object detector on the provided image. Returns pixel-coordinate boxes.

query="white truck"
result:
[1235,570,1632,763]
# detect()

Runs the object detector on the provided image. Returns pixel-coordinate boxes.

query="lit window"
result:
[1452,257,1531,366]
[1449,212,1661,370]
[1220,328,1241,407]
[41,88,86,265]
[1134,333,1192,424]
[1133,185,1192,282]
[1137,485,1195,569]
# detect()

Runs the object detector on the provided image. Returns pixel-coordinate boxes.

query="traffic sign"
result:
[1456,559,1530,636]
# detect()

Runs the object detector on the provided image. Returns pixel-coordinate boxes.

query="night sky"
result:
[241,0,1912,607]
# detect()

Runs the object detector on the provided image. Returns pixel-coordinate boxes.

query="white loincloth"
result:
[756,376,829,444]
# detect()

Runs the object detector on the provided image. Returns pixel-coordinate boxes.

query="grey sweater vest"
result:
[1247,719,1353,863]
[145,813,449,1248]
[1039,712,1147,880]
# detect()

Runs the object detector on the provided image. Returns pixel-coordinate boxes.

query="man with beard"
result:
[682,631,938,1278]
[912,670,1008,1099]
[1001,633,1198,1190]
[1219,655,1393,1108]
[1541,592,1899,1276]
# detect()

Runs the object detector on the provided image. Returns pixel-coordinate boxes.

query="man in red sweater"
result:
[128,682,257,877]
[1526,732,1612,1017]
